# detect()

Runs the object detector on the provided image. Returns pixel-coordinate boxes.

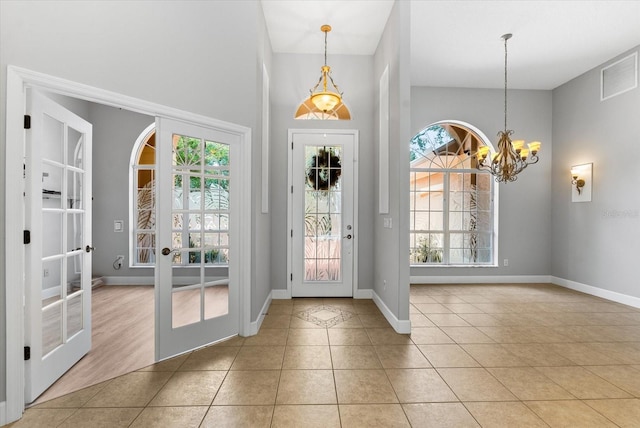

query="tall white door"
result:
[290,131,356,297]
[155,117,239,361]
[24,90,93,403]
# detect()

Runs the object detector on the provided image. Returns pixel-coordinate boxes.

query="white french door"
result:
[290,131,356,297]
[155,117,239,361]
[24,90,93,403]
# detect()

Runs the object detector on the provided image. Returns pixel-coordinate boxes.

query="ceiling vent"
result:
[601,52,637,101]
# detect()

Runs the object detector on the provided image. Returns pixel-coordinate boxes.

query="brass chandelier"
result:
[295,25,351,120]
[475,33,541,182]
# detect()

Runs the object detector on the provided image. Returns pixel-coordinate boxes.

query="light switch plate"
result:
[114,220,124,232]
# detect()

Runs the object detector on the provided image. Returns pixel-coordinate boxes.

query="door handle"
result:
[343,234,352,240]
[161,247,176,256]
[85,245,95,253]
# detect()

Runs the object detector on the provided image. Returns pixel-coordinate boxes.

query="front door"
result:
[24,90,93,403]
[155,117,240,360]
[290,130,356,297]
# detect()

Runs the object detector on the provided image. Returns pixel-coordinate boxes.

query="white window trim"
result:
[409,120,499,268]
[129,122,155,268]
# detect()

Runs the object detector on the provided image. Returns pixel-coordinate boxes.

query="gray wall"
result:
[551,45,640,298]
[372,0,412,321]
[410,87,553,278]
[251,0,272,320]
[1,0,269,404]
[269,52,375,293]
[88,103,155,277]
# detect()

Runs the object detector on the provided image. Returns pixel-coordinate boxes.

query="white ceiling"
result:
[261,0,640,90]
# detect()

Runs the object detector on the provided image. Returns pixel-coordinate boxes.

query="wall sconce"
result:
[571,163,593,203]
[571,168,586,194]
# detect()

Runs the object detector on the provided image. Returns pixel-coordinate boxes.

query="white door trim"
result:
[286,129,359,298]
[4,65,252,423]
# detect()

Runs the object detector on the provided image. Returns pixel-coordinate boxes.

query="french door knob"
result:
[85,245,95,253]
[343,234,352,240]
[161,247,172,256]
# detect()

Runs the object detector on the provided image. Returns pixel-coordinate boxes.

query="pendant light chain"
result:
[324,28,328,66]
[504,34,508,132]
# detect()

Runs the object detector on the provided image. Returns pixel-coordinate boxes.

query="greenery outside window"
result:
[410,122,496,266]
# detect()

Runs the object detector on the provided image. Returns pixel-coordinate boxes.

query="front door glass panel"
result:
[303,145,343,282]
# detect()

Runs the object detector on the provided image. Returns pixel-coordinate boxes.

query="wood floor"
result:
[34,285,156,404]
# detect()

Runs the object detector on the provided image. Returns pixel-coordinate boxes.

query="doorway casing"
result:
[4,65,253,423]
[285,129,361,299]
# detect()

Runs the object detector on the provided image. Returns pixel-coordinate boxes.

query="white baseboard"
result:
[410,275,551,284]
[103,276,155,285]
[552,276,640,309]
[354,289,373,299]
[42,285,61,300]
[372,291,411,334]
[0,401,6,426]
[249,291,272,335]
[41,277,105,299]
[102,276,228,286]
[271,288,372,299]
[271,289,290,300]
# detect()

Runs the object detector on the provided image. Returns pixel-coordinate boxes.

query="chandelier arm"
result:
[310,74,325,94]
[326,73,344,96]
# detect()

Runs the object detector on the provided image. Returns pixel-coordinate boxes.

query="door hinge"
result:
[291,141,294,150]
[24,115,31,129]
[24,346,31,361]
[290,273,293,281]
[23,230,31,244]
[291,185,293,194]
[291,230,293,237]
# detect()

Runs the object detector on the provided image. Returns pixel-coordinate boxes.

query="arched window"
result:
[130,123,156,266]
[409,121,497,266]
[129,125,231,267]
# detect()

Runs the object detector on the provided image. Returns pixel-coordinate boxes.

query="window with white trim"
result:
[131,124,156,266]
[410,122,496,266]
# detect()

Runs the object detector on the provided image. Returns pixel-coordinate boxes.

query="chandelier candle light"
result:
[476,33,541,182]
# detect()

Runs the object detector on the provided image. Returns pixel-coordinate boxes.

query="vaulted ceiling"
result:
[261,0,640,90]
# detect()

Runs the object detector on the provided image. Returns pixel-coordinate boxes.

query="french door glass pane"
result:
[42,303,62,356]
[172,287,200,328]
[304,145,342,281]
[170,133,230,328]
[42,114,64,164]
[67,293,83,338]
[42,258,63,307]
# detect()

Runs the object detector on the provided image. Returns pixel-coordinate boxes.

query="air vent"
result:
[601,52,637,101]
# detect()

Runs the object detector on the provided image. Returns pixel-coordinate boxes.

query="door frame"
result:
[4,65,252,422]
[286,129,359,298]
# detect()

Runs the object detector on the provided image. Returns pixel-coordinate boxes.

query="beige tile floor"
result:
[10,283,640,427]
